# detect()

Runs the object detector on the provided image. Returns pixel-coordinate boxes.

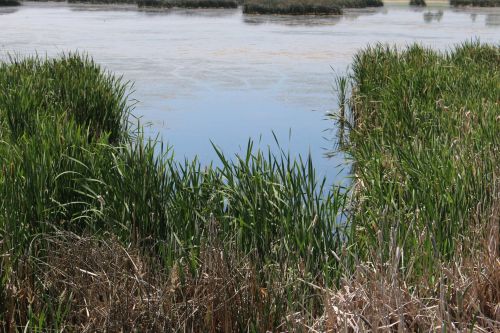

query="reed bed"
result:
[0,54,346,331]
[1,42,499,331]
[338,41,499,280]
[328,41,500,331]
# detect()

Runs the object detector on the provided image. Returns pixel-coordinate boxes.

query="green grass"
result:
[450,0,500,6]
[1,42,499,330]
[0,53,346,331]
[338,41,499,278]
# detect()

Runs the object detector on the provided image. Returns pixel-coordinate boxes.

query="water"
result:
[1,2,498,183]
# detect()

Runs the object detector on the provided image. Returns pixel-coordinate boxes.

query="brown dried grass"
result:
[2,226,310,332]
[2,210,498,332]
[322,209,500,332]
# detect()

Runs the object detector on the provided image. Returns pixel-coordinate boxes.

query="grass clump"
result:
[450,0,500,6]
[328,40,500,331]
[338,41,499,279]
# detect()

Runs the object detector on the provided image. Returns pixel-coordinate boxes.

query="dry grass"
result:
[2,221,322,332]
[3,216,498,332]
[322,211,500,332]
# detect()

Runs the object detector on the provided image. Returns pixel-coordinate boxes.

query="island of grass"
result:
[0,0,21,6]
[1,42,499,331]
[450,0,500,6]
[138,0,238,8]
[243,0,382,15]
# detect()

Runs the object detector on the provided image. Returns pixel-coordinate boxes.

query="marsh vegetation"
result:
[0,40,498,331]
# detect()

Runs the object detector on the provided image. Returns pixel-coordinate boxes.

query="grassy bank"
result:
[138,0,238,9]
[1,42,499,331]
[243,0,382,15]
[450,0,500,6]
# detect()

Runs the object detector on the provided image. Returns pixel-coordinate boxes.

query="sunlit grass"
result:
[339,41,499,279]
[0,54,346,331]
[1,41,498,330]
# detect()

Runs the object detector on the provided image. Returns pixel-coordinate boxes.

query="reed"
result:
[338,41,499,280]
[1,42,498,330]
[0,54,346,330]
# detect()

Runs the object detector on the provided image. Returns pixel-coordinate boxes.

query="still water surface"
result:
[1,2,498,181]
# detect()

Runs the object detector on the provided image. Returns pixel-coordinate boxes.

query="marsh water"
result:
[1,2,499,182]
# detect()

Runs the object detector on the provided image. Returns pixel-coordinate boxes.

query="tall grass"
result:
[1,42,498,330]
[339,41,499,279]
[0,54,346,331]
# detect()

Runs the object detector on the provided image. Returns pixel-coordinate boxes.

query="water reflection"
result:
[0,8,19,15]
[243,14,342,27]
[423,10,443,23]
[242,8,381,26]
[486,14,500,26]
[138,7,239,17]
[69,3,139,13]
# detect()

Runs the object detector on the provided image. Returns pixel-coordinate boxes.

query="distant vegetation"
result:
[450,0,500,6]
[0,0,20,6]
[243,0,382,15]
[410,0,426,6]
